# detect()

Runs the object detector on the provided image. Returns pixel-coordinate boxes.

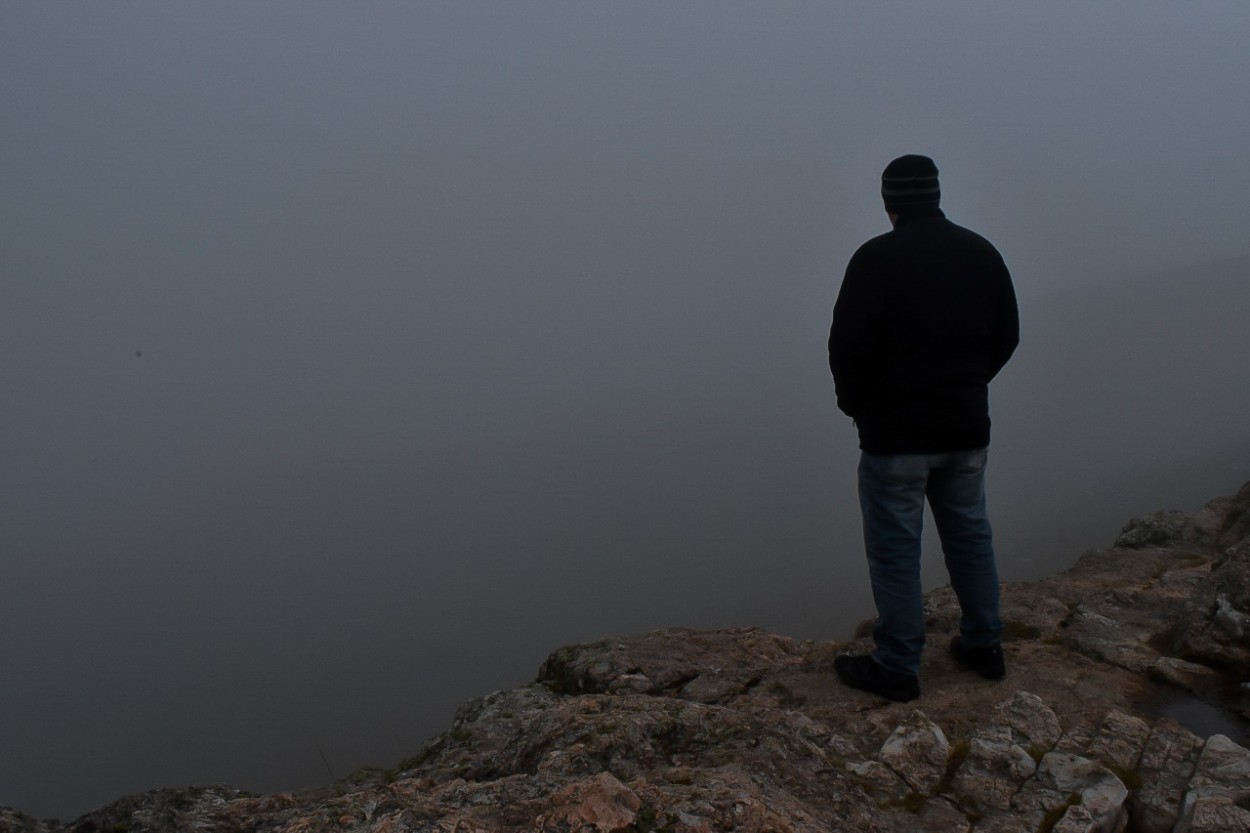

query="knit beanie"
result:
[881,154,940,213]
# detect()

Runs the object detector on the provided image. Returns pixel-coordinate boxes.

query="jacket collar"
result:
[893,206,946,227]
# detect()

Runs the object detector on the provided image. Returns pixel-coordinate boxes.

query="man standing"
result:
[829,154,1019,702]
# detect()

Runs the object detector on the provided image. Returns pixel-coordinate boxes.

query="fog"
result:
[3,3,1249,820]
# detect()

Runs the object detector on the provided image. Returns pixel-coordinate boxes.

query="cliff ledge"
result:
[6,481,1250,833]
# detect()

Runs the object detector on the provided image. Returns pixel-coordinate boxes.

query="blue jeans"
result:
[857,447,1002,676]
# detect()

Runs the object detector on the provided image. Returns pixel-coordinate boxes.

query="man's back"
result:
[829,207,1018,454]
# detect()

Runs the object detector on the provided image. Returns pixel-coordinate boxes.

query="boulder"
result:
[876,710,950,794]
[1174,733,1250,833]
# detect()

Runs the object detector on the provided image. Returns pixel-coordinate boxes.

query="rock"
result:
[1192,482,1250,549]
[1219,483,1250,545]
[876,710,950,794]
[537,627,805,696]
[0,808,54,833]
[993,690,1062,750]
[1171,547,1250,668]
[1117,509,1196,548]
[1011,752,1128,833]
[1061,606,1160,673]
[1085,710,1151,773]
[1175,795,1250,833]
[545,771,641,832]
[967,816,1035,833]
[679,670,757,704]
[1192,733,1250,792]
[910,798,972,833]
[845,759,908,803]
[52,786,247,833]
[1150,656,1224,693]
[1174,733,1250,833]
[1130,723,1204,833]
[1050,803,1102,833]
[949,724,1038,814]
[1213,592,1250,641]
[606,672,656,695]
[1114,487,1250,551]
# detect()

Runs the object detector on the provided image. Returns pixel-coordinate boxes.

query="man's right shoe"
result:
[834,654,921,702]
[950,636,1006,680]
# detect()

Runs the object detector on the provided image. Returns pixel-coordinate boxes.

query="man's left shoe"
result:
[950,636,1007,680]
[834,654,920,702]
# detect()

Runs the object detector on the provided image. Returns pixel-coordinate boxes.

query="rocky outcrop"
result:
[5,482,1250,833]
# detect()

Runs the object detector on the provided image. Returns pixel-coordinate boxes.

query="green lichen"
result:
[627,804,678,833]
[1002,621,1042,642]
[345,765,396,785]
[1037,791,1084,833]
[938,738,971,791]
[1108,764,1143,791]
[767,680,807,709]
[1026,744,1051,763]
[886,792,928,813]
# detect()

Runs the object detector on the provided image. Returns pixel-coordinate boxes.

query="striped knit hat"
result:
[881,154,940,213]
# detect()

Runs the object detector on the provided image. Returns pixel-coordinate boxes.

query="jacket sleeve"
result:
[829,248,881,418]
[988,258,1020,378]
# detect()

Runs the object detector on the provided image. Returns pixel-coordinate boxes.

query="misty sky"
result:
[3,2,1250,821]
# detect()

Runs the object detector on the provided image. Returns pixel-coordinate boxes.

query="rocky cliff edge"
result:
[6,482,1250,833]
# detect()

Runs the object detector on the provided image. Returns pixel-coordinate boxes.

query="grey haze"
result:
[2,3,1249,820]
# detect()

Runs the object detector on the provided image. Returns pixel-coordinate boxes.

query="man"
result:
[829,154,1019,702]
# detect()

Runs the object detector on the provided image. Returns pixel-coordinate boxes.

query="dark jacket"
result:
[829,207,1019,453]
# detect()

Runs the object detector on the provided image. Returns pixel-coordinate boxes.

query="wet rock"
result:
[1150,656,1224,693]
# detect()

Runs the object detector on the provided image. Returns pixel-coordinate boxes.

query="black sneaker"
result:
[950,636,1006,680]
[834,654,920,702]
